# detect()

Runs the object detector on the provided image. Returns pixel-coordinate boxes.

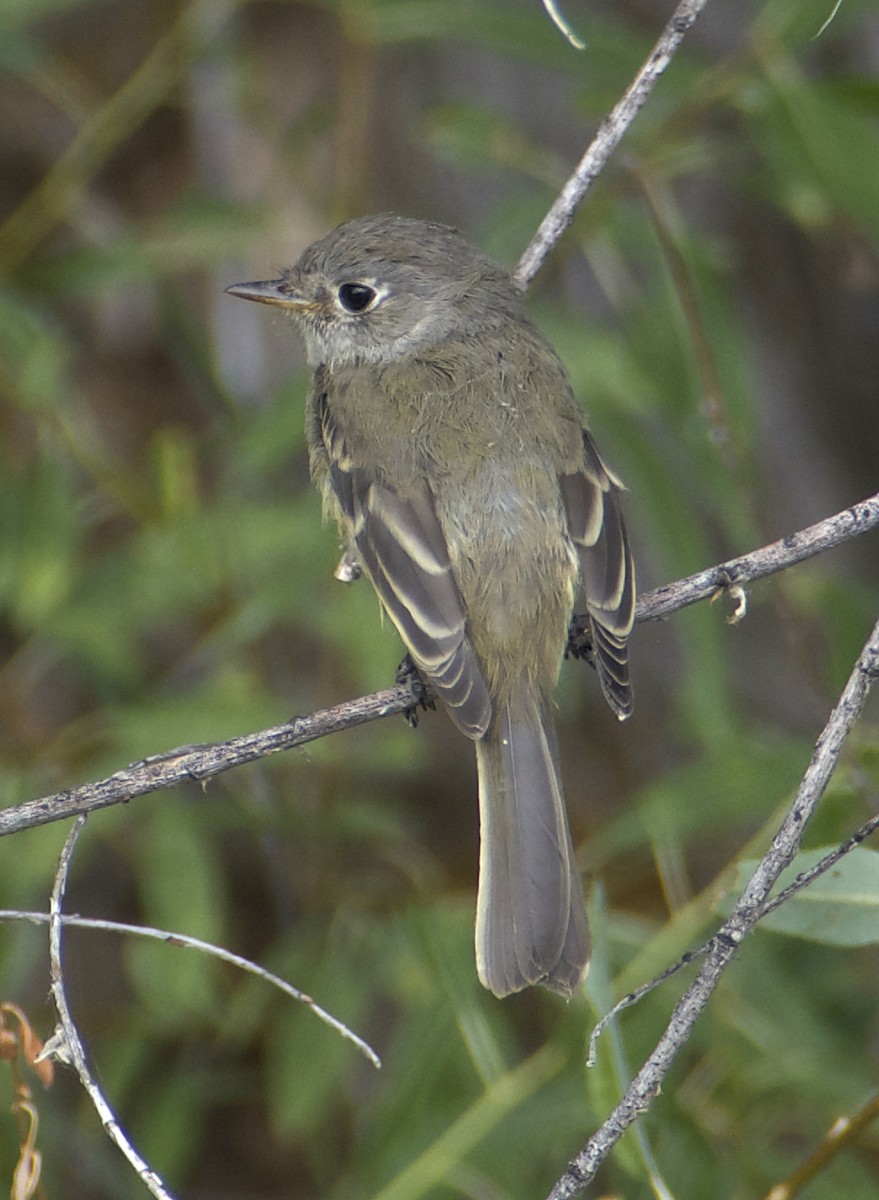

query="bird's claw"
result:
[395,654,435,727]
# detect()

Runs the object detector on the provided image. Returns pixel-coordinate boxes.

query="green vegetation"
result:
[1,0,878,1195]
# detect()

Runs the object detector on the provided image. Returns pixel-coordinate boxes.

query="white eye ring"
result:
[334,280,388,315]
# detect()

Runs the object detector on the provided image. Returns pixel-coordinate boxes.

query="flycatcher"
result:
[227,214,634,998]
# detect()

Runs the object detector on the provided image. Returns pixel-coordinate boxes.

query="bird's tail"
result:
[474,686,589,998]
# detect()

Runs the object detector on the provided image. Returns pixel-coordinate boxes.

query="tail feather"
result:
[474,690,589,998]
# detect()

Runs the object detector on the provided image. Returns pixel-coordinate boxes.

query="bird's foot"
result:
[395,654,435,728]
[565,613,597,669]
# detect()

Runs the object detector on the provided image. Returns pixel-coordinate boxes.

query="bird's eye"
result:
[337,283,377,313]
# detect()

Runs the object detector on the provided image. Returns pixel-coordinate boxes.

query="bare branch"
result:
[546,612,879,1199]
[756,812,879,925]
[5,909,380,1069]
[635,491,879,623]
[0,491,876,840]
[587,809,879,1071]
[0,680,419,837]
[514,0,710,288]
[540,0,586,50]
[46,817,176,1199]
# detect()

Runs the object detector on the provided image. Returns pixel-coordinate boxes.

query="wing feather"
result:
[329,460,492,739]
[561,431,635,719]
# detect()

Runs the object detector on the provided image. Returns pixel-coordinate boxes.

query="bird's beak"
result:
[224,279,314,312]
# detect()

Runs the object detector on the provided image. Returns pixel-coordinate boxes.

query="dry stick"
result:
[515,0,710,288]
[8,908,381,1069]
[541,0,587,50]
[1,490,877,841]
[547,613,879,1200]
[26,525,873,1200]
[7,6,851,1198]
[756,811,879,925]
[634,490,879,622]
[587,808,879,1070]
[47,817,176,1200]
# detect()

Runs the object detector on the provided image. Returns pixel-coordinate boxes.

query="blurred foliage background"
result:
[1,0,879,1196]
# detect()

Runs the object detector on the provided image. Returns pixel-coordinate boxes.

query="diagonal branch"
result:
[546,612,879,1199]
[46,817,176,1199]
[0,491,877,840]
[515,0,711,288]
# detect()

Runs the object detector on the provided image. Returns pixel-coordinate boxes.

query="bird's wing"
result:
[559,431,635,719]
[329,454,492,740]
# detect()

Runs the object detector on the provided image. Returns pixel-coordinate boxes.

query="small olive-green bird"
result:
[227,214,634,998]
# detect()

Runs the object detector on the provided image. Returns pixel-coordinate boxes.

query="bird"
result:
[226,213,635,998]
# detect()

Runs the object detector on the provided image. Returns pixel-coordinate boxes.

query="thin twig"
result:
[515,0,710,287]
[540,0,586,50]
[1,491,877,840]
[4,909,380,1069]
[586,946,705,1070]
[634,490,879,623]
[587,810,879,1069]
[47,817,176,1199]
[547,613,879,1199]
[756,812,879,925]
[0,680,419,837]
